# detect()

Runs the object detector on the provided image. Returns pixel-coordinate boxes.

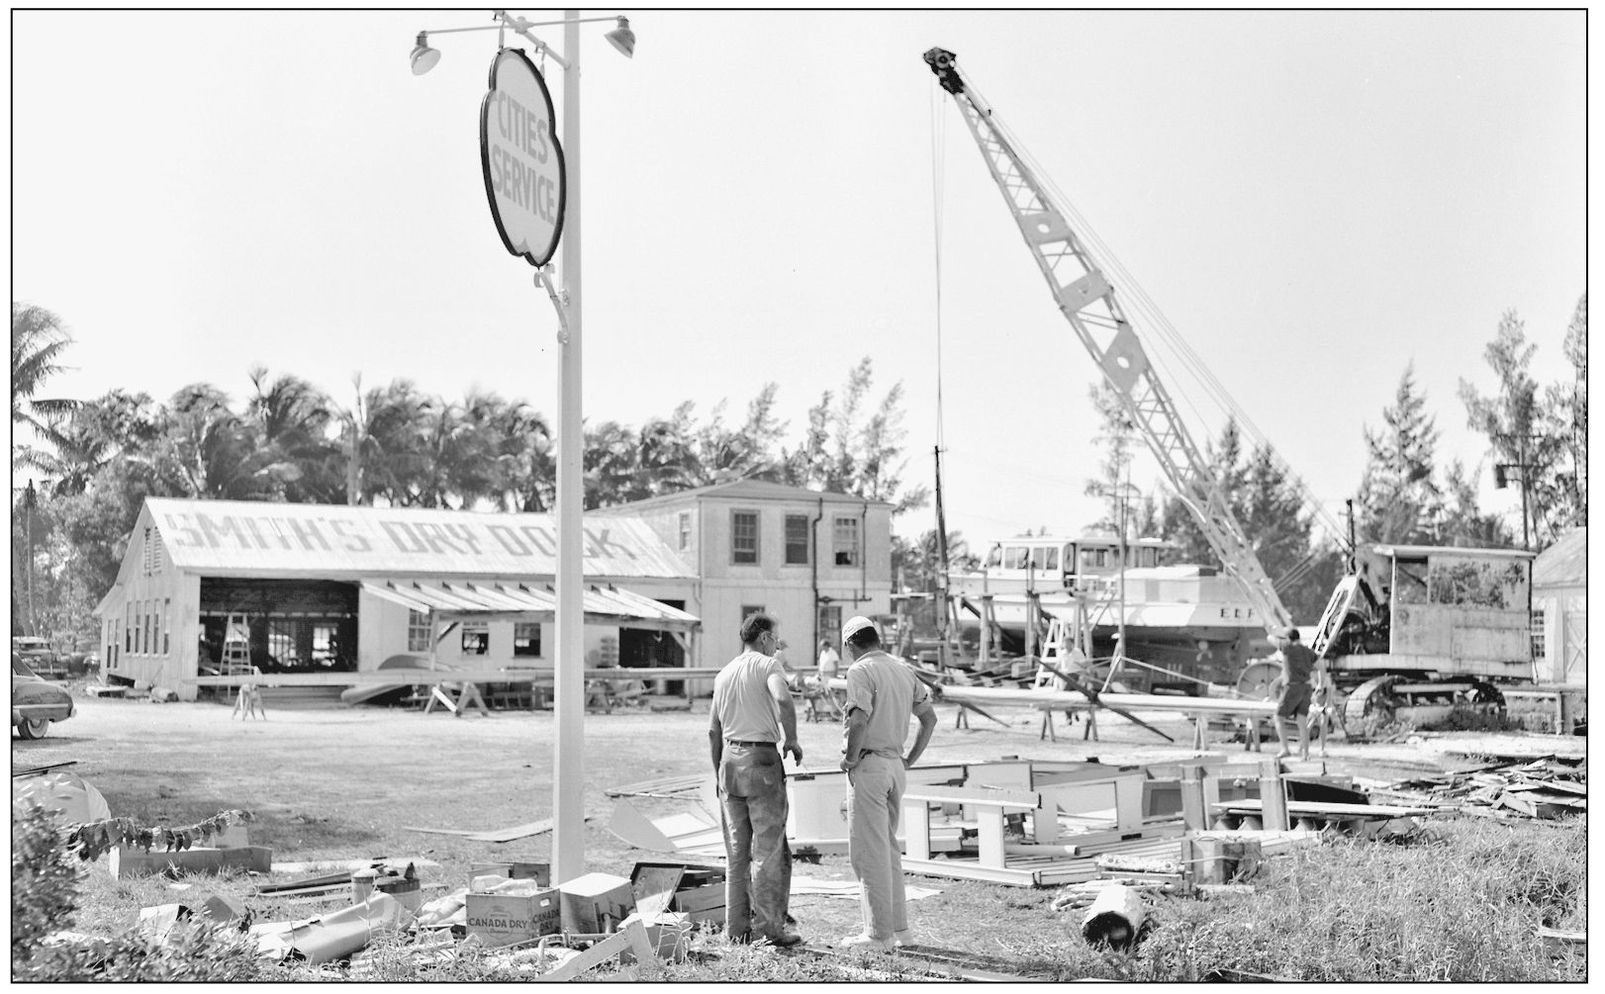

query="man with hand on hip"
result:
[708,612,804,948]
[837,615,938,951]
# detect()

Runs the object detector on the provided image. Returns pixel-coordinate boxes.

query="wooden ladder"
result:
[221,614,252,674]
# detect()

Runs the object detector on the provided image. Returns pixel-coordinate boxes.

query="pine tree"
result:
[1458,308,1571,549]
[1356,363,1443,544]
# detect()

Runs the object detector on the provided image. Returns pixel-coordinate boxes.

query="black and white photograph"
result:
[11,7,1586,983]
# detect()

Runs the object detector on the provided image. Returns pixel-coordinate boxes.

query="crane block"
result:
[1098,322,1150,392]
[1057,271,1113,314]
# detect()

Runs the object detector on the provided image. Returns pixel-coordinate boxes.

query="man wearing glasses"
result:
[708,612,804,947]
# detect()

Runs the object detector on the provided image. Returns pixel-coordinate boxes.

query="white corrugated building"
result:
[93,485,892,701]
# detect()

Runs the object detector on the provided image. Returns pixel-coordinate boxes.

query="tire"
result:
[16,717,51,740]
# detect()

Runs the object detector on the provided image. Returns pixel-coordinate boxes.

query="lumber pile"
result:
[1372,756,1586,820]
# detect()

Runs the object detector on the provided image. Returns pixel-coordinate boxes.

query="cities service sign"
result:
[480,49,566,267]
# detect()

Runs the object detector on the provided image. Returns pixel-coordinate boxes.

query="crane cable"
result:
[930,84,947,455]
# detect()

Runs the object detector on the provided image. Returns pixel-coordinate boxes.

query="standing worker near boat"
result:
[837,615,939,950]
[708,612,804,947]
[1271,627,1318,760]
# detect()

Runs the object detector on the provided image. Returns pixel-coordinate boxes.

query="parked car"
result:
[12,655,75,739]
[11,636,67,680]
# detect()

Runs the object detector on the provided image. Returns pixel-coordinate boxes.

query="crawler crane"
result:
[924,47,1535,735]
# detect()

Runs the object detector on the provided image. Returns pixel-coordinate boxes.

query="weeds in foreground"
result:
[1125,816,1586,982]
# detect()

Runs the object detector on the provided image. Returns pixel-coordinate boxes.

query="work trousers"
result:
[847,752,908,940]
[719,743,792,941]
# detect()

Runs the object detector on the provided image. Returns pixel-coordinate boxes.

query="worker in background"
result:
[817,638,841,682]
[1271,626,1317,760]
[707,613,803,948]
[837,616,938,950]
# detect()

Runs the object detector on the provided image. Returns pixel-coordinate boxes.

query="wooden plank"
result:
[903,785,1041,809]
[534,920,656,981]
[1213,799,1434,818]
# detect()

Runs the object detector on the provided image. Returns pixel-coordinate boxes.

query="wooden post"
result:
[1179,765,1208,832]
[1258,757,1289,831]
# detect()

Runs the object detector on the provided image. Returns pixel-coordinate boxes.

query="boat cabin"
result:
[977,534,1174,593]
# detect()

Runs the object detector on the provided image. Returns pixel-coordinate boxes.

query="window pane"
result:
[513,622,541,657]
[678,512,692,551]
[407,610,432,652]
[462,623,489,655]
[732,511,759,564]
[785,514,810,565]
[833,517,859,567]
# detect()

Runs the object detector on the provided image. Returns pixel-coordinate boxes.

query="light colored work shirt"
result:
[843,649,931,758]
[711,650,785,743]
[818,647,841,679]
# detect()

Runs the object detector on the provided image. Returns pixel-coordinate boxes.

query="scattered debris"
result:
[1374,755,1586,821]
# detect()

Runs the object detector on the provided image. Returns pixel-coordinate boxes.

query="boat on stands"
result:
[945,533,1273,694]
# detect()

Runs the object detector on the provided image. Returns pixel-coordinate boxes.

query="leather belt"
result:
[725,739,776,748]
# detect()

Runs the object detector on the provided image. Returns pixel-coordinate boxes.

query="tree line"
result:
[11,294,1586,646]
[1138,295,1585,620]
[11,302,928,646]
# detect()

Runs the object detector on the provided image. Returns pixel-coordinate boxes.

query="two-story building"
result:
[591,479,895,662]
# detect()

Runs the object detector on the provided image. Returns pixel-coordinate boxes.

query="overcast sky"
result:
[11,9,1586,549]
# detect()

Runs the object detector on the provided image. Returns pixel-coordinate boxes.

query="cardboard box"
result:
[465,887,561,948]
[558,872,637,934]
[469,861,551,888]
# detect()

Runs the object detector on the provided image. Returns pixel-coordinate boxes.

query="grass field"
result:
[11,693,1587,981]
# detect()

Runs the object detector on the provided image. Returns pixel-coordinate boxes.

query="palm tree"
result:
[357,380,437,506]
[11,302,78,438]
[490,400,553,512]
[583,421,640,509]
[14,410,113,497]
[148,384,298,500]
[247,365,345,503]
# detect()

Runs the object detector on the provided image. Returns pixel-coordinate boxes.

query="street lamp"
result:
[410,8,634,884]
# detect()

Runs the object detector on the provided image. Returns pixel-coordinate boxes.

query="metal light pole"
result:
[410,9,635,883]
[551,9,586,884]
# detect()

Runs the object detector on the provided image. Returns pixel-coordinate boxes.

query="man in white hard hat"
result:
[836,615,938,950]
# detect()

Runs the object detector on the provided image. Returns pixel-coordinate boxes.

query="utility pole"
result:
[1494,432,1546,551]
[24,480,37,636]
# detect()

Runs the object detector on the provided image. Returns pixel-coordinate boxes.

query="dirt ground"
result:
[10,689,1582,943]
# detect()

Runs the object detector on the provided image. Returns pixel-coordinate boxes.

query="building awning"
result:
[361,578,699,633]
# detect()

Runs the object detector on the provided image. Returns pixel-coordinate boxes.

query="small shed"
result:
[1531,527,1586,684]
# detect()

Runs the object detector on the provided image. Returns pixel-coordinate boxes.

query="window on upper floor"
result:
[678,512,692,551]
[732,510,759,565]
[785,514,810,565]
[833,516,859,567]
[461,622,489,655]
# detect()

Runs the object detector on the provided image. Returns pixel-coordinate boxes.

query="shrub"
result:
[20,921,265,982]
[13,803,85,969]
[11,801,263,982]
